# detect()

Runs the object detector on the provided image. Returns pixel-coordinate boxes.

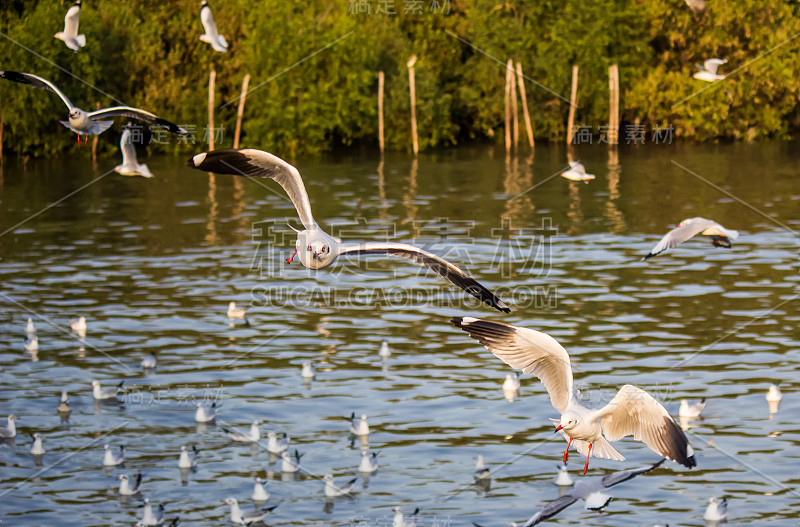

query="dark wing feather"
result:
[0,71,73,109]
[87,106,187,135]
[601,458,664,488]
[521,494,580,526]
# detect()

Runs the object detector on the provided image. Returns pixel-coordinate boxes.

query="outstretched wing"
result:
[451,318,573,411]
[520,494,580,526]
[119,128,138,167]
[642,218,717,260]
[337,242,510,313]
[703,58,726,75]
[87,106,187,135]
[63,3,81,37]
[187,148,316,230]
[594,385,696,468]
[601,458,665,488]
[200,3,219,38]
[0,71,74,110]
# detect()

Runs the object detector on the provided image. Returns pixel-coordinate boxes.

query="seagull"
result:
[141,353,157,369]
[24,335,39,352]
[452,317,697,474]
[119,473,143,495]
[359,450,380,473]
[554,463,573,486]
[281,449,303,473]
[26,317,35,336]
[92,380,124,400]
[694,59,727,82]
[392,506,420,527]
[187,149,511,313]
[227,301,247,321]
[561,160,596,183]
[266,432,289,454]
[685,0,706,15]
[178,445,198,469]
[54,0,85,52]
[199,1,228,53]
[103,443,125,466]
[252,477,270,502]
[474,455,490,481]
[324,474,358,497]
[766,384,782,413]
[679,399,706,419]
[141,498,165,526]
[30,433,45,455]
[195,402,217,423]
[0,72,187,144]
[223,420,260,442]
[70,316,87,337]
[344,413,369,436]
[704,496,728,522]
[379,340,391,359]
[57,391,71,414]
[0,415,19,438]
[301,362,315,379]
[502,373,521,391]
[222,497,277,525]
[115,125,153,178]
[643,218,739,260]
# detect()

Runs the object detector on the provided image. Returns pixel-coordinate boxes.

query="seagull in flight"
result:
[561,161,595,183]
[115,125,153,178]
[0,71,187,144]
[54,0,85,52]
[694,59,727,82]
[643,217,739,260]
[452,317,696,474]
[187,148,510,313]
[199,0,228,53]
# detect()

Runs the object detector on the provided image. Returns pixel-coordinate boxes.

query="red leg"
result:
[286,249,298,264]
[583,443,593,475]
[563,437,573,463]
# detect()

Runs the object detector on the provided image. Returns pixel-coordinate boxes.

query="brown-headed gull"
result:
[643,217,739,260]
[54,0,85,52]
[222,497,277,524]
[57,391,71,414]
[704,496,728,522]
[195,402,217,423]
[452,317,696,473]
[70,316,87,337]
[379,340,391,359]
[29,433,45,455]
[359,450,380,473]
[393,506,420,527]
[115,126,153,178]
[103,444,125,466]
[685,0,706,15]
[26,317,35,336]
[178,445,198,468]
[0,72,187,144]
[141,353,157,370]
[223,420,260,442]
[345,412,370,436]
[679,399,706,419]
[561,161,595,183]
[301,362,315,379]
[227,301,247,322]
[118,473,142,495]
[324,474,358,497]
[187,148,511,313]
[766,384,782,413]
[474,455,490,481]
[92,380,123,400]
[0,415,19,438]
[503,373,521,391]
[24,335,38,352]
[554,463,573,486]
[199,0,228,53]
[281,449,303,473]
[252,477,270,501]
[693,59,727,82]
[266,431,289,454]
[140,498,165,526]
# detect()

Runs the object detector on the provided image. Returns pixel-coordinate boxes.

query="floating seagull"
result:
[643,218,739,260]
[119,473,143,495]
[252,477,270,502]
[54,0,85,52]
[502,373,521,391]
[57,391,71,414]
[694,59,727,82]
[281,450,303,473]
[178,445,198,469]
[115,125,153,178]
[554,463,573,486]
[195,402,217,423]
[359,450,380,473]
[26,317,35,336]
[227,301,247,321]
[199,1,228,53]
[324,474,358,497]
[766,384,782,413]
[561,161,595,183]
[379,340,391,359]
[704,496,728,522]
[223,420,260,442]
[30,433,45,455]
[0,72,187,144]
[301,362,315,379]
[222,497,277,525]
[141,498,165,526]
[266,432,289,454]
[474,455,490,481]
[24,335,39,352]
[344,413,370,436]
[92,380,124,400]
[392,506,420,527]
[452,317,696,473]
[187,149,511,313]
[141,353,157,369]
[103,444,125,466]
[679,399,706,419]
[0,415,19,438]
[70,316,87,338]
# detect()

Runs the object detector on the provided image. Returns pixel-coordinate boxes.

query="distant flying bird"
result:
[118,473,143,495]
[0,71,187,144]
[452,317,696,474]
[694,59,727,82]
[685,0,706,15]
[199,0,228,53]
[561,160,596,183]
[704,496,728,522]
[554,463,573,486]
[195,402,217,423]
[187,148,510,313]
[0,415,19,438]
[54,0,85,52]
[115,126,153,178]
[679,398,706,419]
[643,217,739,260]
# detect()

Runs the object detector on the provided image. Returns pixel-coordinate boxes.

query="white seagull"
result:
[195,402,218,423]
[141,353,157,369]
[222,497,277,525]
[324,474,358,497]
[58,391,71,414]
[554,463,573,486]
[281,450,303,473]
[252,477,270,501]
[379,340,391,359]
[141,498,165,526]
[266,432,289,454]
[178,445,198,469]
[54,0,85,52]
[92,380,124,400]
[26,317,35,336]
[452,317,697,474]
[474,455,490,481]
[359,450,380,473]
[199,0,228,53]
[119,473,142,495]
[223,420,260,442]
[502,373,521,391]
[561,160,595,183]
[643,217,739,260]
[301,362,315,379]
[0,71,187,144]
[704,496,728,522]
[392,506,420,527]
[345,412,370,436]
[187,149,511,313]
[694,59,727,82]
[30,433,46,455]
[70,316,87,337]
[0,415,19,438]
[766,384,782,413]
[679,399,706,419]
[227,301,247,321]
[103,444,125,466]
[115,126,153,178]
[24,335,39,352]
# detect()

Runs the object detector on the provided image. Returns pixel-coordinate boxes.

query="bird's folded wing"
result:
[600,458,665,488]
[452,319,573,412]
[594,385,696,468]
[643,219,715,259]
[521,494,580,527]
[87,106,187,135]
[0,71,74,109]
[187,148,316,230]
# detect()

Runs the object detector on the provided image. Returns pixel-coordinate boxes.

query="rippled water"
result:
[1,143,798,526]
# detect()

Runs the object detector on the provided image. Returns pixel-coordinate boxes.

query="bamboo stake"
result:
[233,73,250,149]
[91,102,100,161]
[515,62,534,149]
[504,62,512,154]
[0,108,4,167]
[378,71,385,154]
[208,69,216,151]
[509,61,519,151]
[566,65,579,145]
[407,56,418,156]
[608,64,619,145]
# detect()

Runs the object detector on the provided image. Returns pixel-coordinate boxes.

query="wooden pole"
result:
[609,64,619,145]
[233,73,250,149]
[509,60,519,151]
[378,71,385,154]
[407,56,418,156]
[91,102,100,161]
[566,65,579,145]
[208,69,216,151]
[504,62,512,154]
[0,108,4,167]
[515,62,534,149]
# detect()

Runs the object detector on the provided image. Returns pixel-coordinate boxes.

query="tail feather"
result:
[590,436,625,461]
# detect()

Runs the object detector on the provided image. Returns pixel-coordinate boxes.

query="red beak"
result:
[555,425,563,432]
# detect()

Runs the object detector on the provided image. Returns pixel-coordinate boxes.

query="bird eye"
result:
[322,245,327,253]
[307,245,312,251]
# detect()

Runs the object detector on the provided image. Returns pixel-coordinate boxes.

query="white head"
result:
[361,414,368,422]
[119,474,128,481]
[557,411,580,432]
[103,443,109,450]
[8,415,18,423]
[296,230,337,269]
[324,474,333,482]
[228,301,235,308]
[222,497,237,506]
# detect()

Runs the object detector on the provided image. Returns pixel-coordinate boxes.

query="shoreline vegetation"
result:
[1,0,799,158]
